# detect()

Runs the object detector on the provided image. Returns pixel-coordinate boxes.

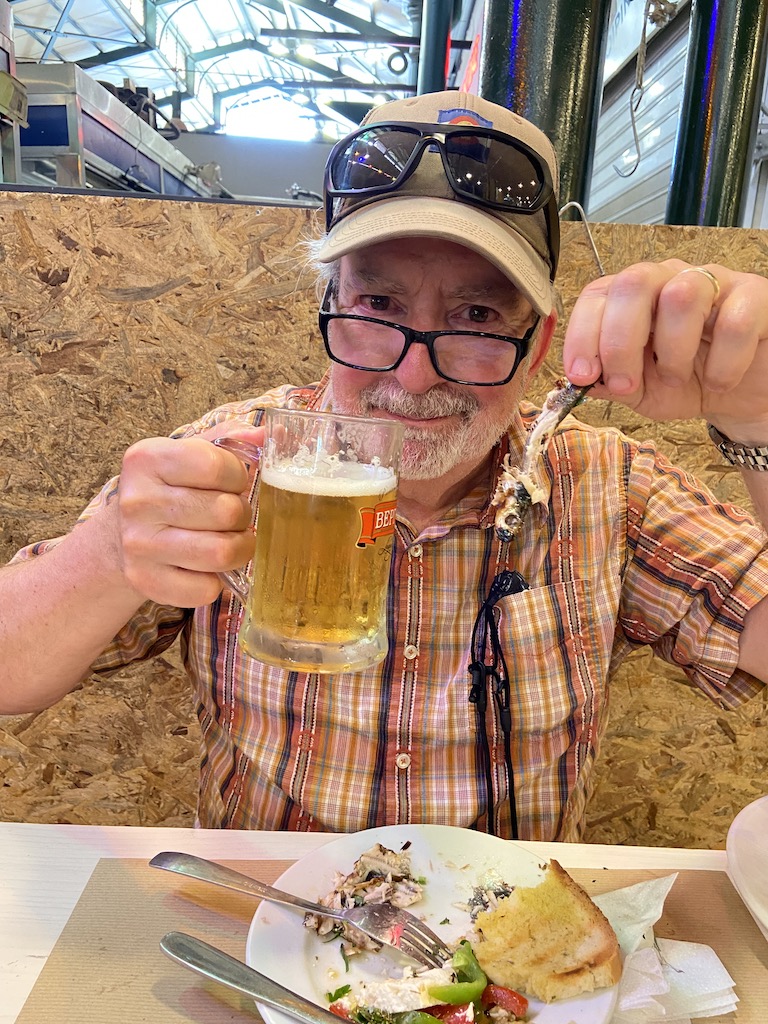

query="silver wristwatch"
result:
[707,423,768,471]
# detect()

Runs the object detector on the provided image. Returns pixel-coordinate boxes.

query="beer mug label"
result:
[357,499,397,547]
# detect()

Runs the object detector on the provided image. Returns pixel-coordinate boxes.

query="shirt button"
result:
[404,644,419,660]
[410,544,423,558]
[395,752,411,770]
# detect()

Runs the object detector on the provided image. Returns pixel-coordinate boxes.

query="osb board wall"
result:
[0,192,766,847]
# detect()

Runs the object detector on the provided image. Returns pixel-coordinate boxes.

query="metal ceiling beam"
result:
[279,0,400,39]
[65,0,120,56]
[13,24,144,47]
[28,0,155,70]
[192,38,266,60]
[260,26,412,42]
[13,0,419,131]
[236,0,259,42]
[215,76,415,98]
[151,0,286,9]
[77,42,154,68]
[146,2,157,45]
[192,36,344,82]
[11,21,467,52]
[74,0,189,86]
[13,0,100,63]
[72,1,196,88]
[41,0,78,60]
[244,0,288,13]
[177,72,413,129]
[256,27,469,46]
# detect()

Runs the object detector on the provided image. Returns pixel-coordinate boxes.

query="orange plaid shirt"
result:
[13,379,768,840]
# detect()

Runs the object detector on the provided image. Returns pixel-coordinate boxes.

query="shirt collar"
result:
[306,369,333,411]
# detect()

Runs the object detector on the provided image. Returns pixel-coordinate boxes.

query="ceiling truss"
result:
[8,0,472,134]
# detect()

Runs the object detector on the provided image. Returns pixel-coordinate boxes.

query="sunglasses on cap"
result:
[324,121,559,275]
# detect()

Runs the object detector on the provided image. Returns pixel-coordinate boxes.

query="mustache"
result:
[357,380,480,421]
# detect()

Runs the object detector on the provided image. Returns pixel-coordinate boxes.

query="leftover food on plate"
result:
[460,874,514,920]
[329,940,529,1023]
[248,826,620,1024]
[311,845,619,1021]
[304,842,425,952]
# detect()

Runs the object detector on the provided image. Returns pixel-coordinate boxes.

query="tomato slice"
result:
[480,984,528,1019]
[328,1002,352,1019]
[422,1003,474,1024]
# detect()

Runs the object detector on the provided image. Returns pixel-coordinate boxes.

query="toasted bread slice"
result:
[471,860,621,1003]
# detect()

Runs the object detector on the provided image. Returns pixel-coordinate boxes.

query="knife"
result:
[160,931,344,1024]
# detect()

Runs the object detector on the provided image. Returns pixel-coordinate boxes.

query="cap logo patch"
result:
[437,107,493,128]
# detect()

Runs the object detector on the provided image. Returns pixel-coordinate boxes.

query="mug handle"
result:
[212,437,263,604]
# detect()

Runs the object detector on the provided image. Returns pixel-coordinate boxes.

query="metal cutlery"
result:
[161,930,342,1024]
[150,850,451,968]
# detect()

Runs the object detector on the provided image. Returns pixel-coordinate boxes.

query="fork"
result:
[150,850,452,968]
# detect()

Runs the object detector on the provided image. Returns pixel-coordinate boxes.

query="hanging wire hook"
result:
[558,201,606,277]
[613,0,679,178]
[614,82,644,178]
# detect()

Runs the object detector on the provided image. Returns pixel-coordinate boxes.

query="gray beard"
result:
[331,379,511,480]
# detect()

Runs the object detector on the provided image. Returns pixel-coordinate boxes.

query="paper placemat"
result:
[16,858,768,1023]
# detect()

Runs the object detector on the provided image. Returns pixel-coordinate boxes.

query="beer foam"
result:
[261,461,397,496]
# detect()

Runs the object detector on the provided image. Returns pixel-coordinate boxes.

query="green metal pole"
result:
[417,0,454,94]
[479,0,612,209]
[666,0,768,226]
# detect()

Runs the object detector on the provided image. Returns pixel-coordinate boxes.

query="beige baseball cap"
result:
[315,91,560,316]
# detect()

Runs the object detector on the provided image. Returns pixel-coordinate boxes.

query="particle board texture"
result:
[0,190,766,846]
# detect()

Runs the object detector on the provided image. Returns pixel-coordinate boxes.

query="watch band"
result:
[707,423,768,471]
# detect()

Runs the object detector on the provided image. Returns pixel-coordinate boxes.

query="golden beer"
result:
[240,460,398,672]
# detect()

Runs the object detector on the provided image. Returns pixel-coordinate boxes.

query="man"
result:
[2,92,768,841]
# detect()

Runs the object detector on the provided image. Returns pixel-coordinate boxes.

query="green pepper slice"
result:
[426,942,487,1005]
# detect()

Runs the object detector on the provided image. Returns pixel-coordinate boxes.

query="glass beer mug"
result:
[215,408,403,674]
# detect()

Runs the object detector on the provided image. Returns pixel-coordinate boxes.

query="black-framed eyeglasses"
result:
[324,121,559,276]
[319,305,539,388]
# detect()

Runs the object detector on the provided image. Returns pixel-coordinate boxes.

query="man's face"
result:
[328,237,549,481]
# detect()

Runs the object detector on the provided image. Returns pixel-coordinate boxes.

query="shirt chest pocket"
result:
[496,578,618,734]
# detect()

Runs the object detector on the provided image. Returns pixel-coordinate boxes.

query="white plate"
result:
[726,795,768,942]
[246,824,619,1024]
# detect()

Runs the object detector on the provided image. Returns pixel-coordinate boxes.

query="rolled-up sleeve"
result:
[619,441,768,707]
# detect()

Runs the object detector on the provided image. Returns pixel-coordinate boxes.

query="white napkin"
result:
[592,875,738,1023]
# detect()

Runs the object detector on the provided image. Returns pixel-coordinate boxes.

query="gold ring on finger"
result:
[677,266,721,303]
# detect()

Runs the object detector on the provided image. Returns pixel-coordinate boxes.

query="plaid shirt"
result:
[13,378,768,840]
